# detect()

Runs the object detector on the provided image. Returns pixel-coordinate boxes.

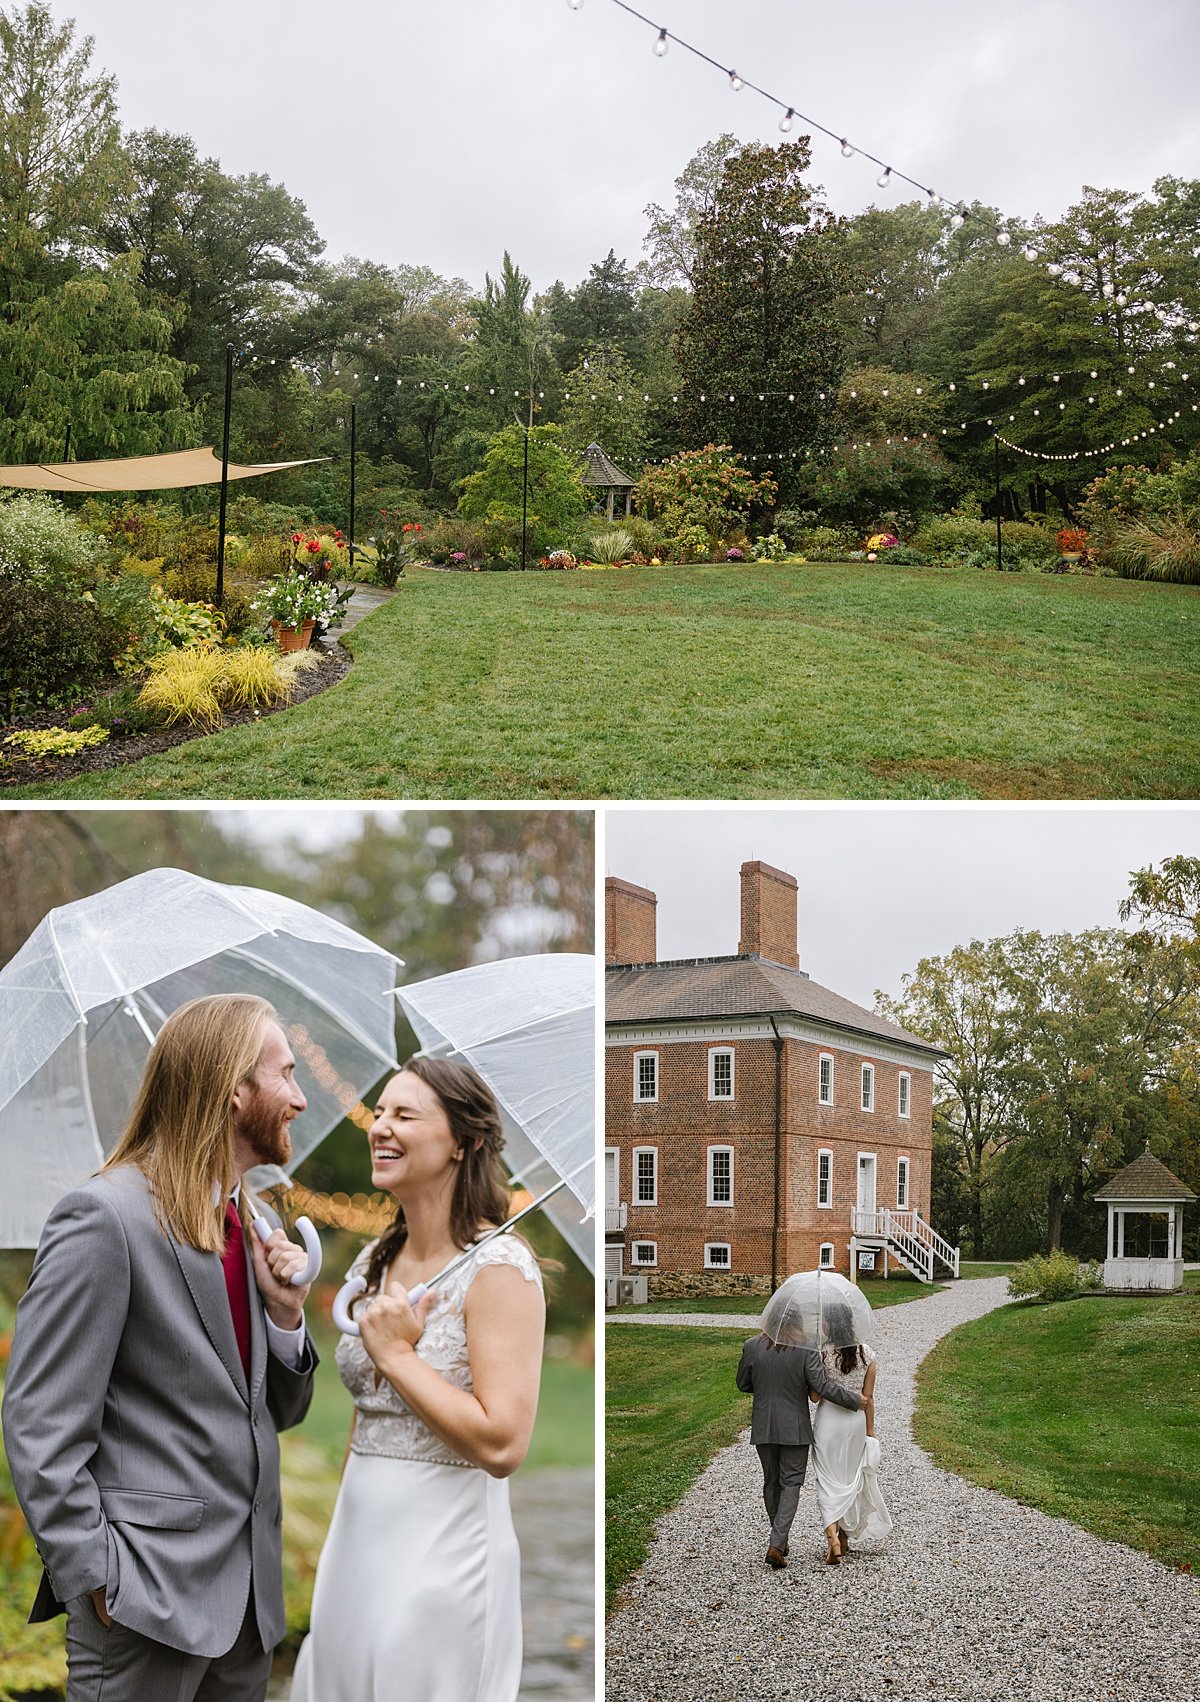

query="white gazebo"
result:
[1093,1148,1195,1293]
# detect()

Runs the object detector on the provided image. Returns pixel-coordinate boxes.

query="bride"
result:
[291,1055,546,1702]
[809,1298,893,1565]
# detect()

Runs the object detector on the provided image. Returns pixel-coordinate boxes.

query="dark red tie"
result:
[222,1200,252,1381]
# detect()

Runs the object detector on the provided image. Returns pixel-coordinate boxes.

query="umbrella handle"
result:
[251,1214,322,1286]
[332,1275,428,1337]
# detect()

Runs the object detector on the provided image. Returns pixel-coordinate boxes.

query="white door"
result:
[857,1153,877,1215]
[605,1243,623,1278]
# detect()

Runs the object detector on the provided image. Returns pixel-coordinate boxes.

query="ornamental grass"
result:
[137,644,309,727]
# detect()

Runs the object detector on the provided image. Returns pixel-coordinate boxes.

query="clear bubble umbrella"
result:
[0,868,403,1264]
[759,1269,875,1350]
[332,952,595,1333]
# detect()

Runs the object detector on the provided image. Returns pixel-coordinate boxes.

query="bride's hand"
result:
[358,1281,434,1371]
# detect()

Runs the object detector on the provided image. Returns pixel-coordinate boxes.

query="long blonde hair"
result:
[102,993,275,1252]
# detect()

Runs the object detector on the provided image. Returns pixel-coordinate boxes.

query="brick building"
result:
[605,861,959,1297]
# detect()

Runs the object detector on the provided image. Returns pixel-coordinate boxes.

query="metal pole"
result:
[994,434,1003,573]
[349,403,357,575]
[63,420,72,463]
[520,426,529,570]
[216,342,234,604]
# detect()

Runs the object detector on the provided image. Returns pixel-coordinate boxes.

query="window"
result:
[819,1242,836,1269]
[817,1148,833,1209]
[818,1053,834,1105]
[897,1156,910,1209]
[634,1051,658,1103]
[704,1243,731,1269]
[633,1146,658,1205]
[707,1146,734,1206]
[631,1240,657,1267]
[708,1047,734,1100]
[861,1063,875,1112]
[898,1072,911,1119]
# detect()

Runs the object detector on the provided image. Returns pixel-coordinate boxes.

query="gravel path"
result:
[605,1278,1200,1701]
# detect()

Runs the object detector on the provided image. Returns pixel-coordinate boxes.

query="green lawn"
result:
[9,561,1200,799]
[913,1290,1200,1571]
[605,1324,749,1609]
[609,1270,942,1315]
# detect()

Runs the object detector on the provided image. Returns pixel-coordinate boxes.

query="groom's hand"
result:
[250,1227,311,1331]
[89,1587,112,1628]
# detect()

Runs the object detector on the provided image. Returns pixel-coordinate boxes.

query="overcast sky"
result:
[58,0,1200,293]
[604,805,1200,1009]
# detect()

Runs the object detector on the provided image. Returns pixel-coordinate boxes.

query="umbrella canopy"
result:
[759,1269,875,1350]
[395,953,595,1272]
[0,868,401,1248]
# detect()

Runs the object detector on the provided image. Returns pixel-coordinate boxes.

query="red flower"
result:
[307,539,320,552]
[403,522,412,532]
[414,523,422,532]
[291,532,301,543]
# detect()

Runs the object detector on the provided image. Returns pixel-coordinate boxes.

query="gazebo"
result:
[580,442,636,520]
[1093,1148,1195,1293]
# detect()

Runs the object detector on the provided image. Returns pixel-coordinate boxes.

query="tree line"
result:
[878,858,1200,1261]
[2,2,1197,523]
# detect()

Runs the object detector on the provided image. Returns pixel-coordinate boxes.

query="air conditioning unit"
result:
[605,1277,621,1308]
[617,1275,648,1305]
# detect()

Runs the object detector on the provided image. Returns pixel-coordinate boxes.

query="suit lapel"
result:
[168,1231,251,1406]
[242,1230,268,1409]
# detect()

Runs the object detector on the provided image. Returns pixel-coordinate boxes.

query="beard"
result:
[236,1090,293,1169]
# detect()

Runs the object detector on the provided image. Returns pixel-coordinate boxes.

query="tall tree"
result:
[640,133,740,289]
[673,139,844,500]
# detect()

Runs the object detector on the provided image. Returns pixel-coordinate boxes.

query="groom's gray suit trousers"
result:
[756,1443,809,1549]
[65,1590,271,1702]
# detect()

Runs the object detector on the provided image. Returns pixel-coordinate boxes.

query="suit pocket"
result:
[99,1489,206,1531]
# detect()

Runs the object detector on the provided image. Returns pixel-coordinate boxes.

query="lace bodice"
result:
[335,1235,544,1468]
[818,1341,875,1397]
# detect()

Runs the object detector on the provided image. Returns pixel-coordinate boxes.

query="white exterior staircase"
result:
[850,1209,960,1283]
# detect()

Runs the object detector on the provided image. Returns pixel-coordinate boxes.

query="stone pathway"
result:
[605,1279,1200,1702]
[337,584,393,634]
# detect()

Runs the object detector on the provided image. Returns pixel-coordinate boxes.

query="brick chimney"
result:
[738,860,799,969]
[605,876,658,964]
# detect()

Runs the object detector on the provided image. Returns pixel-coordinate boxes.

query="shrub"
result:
[794,440,955,531]
[880,546,929,565]
[1102,514,1200,585]
[1007,1249,1098,1303]
[0,493,102,584]
[137,648,227,728]
[588,529,633,564]
[622,515,667,560]
[636,444,776,548]
[911,516,997,560]
[4,725,109,760]
[423,517,491,566]
[1,567,122,715]
[750,533,788,561]
[458,424,590,557]
[69,681,161,737]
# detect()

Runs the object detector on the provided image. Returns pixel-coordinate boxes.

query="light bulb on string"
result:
[566,0,584,10]
[997,231,1011,246]
[950,213,964,230]
[840,139,854,157]
[1047,263,1062,277]
[654,28,668,56]
[729,70,743,91]
[876,167,892,189]
[1022,245,1038,261]
[928,190,942,207]
[779,107,794,133]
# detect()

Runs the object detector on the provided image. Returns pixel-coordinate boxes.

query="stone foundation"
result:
[649,1271,774,1300]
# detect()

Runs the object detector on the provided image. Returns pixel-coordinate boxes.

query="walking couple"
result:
[3,993,546,1701]
[737,1281,893,1568]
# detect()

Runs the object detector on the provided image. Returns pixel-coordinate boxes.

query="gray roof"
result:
[605,954,943,1057]
[1093,1148,1197,1203]
[580,441,635,487]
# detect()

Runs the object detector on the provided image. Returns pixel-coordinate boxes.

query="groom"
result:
[3,993,319,1702]
[736,1324,870,1569]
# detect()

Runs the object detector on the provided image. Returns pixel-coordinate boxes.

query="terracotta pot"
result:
[271,618,314,653]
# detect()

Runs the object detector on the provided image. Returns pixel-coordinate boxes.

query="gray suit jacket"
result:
[2,1166,318,1658]
[736,1334,861,1445]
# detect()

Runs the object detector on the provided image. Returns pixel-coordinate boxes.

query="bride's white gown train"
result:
[810,1343,893,1545]
[291,1237,543,1702]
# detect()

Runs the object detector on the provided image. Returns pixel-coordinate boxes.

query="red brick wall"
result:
[607,1030,933,1287]
[739,861,799,969]
[604,878,657,965]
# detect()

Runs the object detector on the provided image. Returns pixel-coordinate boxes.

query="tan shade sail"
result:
[0,446,325,493]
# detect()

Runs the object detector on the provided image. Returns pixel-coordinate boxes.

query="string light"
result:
[779,107,794,133]
[729,69,743,91]
[840,139,854,158]
[653,27,668,56]
[876,167,892,189]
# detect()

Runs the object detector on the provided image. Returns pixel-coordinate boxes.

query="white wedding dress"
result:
[291,1236,543,1702]
[811,1343,893,1545]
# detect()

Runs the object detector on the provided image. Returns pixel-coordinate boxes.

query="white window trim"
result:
[818,1052,834,1105]
[632,1145,658,1207]
[604,1146,619,1208]
[631,1239,657,1268]
[898,1071,911,1119]
[707,1145,734,1207]
[817,1147,833,1209]
[897,1155,910,1210]
[861,1062,875,1113]
[818,1242,836,1268]
[633,1050,659,1104]
[707,1046,735,1101]
[704,1242,732,1270]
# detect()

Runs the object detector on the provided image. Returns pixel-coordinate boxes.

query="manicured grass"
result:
[10,561,1200,799]
[610,1271,941,1316]
[959,1260,1020,1280]
[913,1291,1200,1570]
[605,1324,749,1609]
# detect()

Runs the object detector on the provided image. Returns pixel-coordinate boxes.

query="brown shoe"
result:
[766,1546,787,1570]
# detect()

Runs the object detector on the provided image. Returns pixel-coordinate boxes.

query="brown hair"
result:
[364,1054,514,1296]
[101,993,275,1253]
